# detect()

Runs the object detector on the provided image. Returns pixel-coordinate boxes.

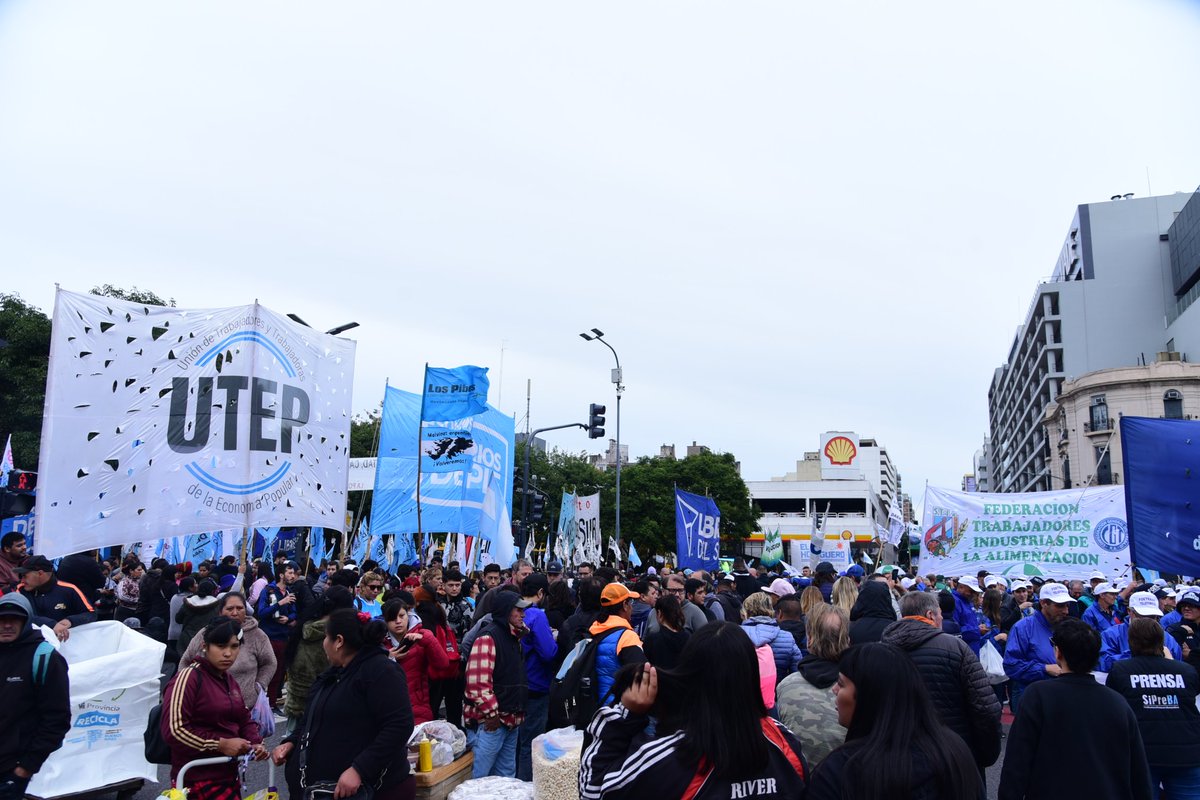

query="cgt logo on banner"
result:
[919,485,1129,581]
[35,290,356,557]
[675,489,720,571]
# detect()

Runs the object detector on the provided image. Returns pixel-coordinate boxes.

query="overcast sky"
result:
[3,1,1200,507]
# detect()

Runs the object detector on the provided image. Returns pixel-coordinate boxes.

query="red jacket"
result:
[391,625,449,724]
[161,660,261,785]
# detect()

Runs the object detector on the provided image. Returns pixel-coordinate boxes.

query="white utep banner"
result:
[575,492,601,565]
[920,485,1129,582]
[36,290,356,556]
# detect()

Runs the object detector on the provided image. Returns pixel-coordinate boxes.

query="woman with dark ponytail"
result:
[273,608,415,800]
[807,642,983,799]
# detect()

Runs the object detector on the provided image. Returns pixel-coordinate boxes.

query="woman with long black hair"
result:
[807,642,983,799]
[578,621,808,800]
[273,608,415,800]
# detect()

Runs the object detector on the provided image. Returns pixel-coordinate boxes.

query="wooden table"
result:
[414,751,475,800]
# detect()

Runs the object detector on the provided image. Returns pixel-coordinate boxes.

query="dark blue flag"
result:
[1121,416,1200,575]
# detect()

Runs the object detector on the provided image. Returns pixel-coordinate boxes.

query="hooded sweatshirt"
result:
[175,594,219,655]
[179,615,277,710]
[776,654,843,769]
[847,582,897,645]
[0,594,71,776]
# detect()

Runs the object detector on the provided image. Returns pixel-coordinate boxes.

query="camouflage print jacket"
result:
[775,657,844,770]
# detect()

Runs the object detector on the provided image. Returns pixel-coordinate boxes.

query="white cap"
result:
[984,575,1007,589]
[1039,583,1076,604]
[957,576,982,593]
[1089,570,1107,582]
[1093,582,1119,596]
[1153,578,1168,588]
[1011,580,1031,591]
[1129,591,1164,616]
[901,577,916,590]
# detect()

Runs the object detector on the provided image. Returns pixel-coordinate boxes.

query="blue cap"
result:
[846,565,865,578]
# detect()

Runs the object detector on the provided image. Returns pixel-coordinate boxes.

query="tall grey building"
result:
[989,189,1199,492]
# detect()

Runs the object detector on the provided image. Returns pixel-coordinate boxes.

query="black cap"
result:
[815,561,835,575]
[14,555,54,575]
[521,573,549,597]
[546,560,564,575]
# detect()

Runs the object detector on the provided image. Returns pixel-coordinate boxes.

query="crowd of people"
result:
[6,527,1200,799]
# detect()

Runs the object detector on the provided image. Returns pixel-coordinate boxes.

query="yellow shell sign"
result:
[824,436,857,465]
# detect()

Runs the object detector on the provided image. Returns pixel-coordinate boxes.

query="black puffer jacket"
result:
[880,618,1002,768]
[808,739,984,800]
[848,582,897,645]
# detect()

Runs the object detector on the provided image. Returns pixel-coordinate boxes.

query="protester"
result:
[382,598,449,724]
[880,591,1002,776]
[831,577,858,614]
[1101,591,1183,671]
[167,576,197,654]
[847,580,897,646]
[273,609,415,800]
[742,591,803,681]
[176,578,220,656]
[282,586,355,735]
[1082,582,1121,634]
[589,583,648,708]
[647,574,708,634]
[55,550,106,606]
[579,622,809,799]
[353,570,385,618]
[1167,589,1200,671]
[807,642,982,799]
[434,569,473,727]
[1106,617,1200,797]
[179,592,276,712]
[642,594,690,670]
[629,579,658,634]
[114,560,144,622]
[952,576,984,652]
[472,558,534,624]
[775,595,807,651]
[1003,581,1075,714]
[813,562,837,604]
[464,591,532,778]
[16,555,96,642]
[711,574,744,622]
[0,533,27,595]
[999,618,1152,800]
[0,593,70,800]
[509,574,555,781]
[162,618,268,798]
[730,559,761,600]
[776,604,850,769]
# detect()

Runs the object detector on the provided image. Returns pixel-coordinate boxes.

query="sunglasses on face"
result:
[366,584,382,591]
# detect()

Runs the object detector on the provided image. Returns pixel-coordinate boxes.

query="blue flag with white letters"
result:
[421,365,489,421]
[675,489,720,571]
[1122,416,1200,575]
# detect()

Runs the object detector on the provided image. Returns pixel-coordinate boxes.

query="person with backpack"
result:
[0,593,70,800]
[588,584,647,710]
[579,621,808,800]
[383,600,450,724]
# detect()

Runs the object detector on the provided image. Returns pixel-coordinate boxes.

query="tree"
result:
[90,284,176,307]
[0,294,52,470]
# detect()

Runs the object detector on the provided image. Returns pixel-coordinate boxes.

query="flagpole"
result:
[416,366,427,558]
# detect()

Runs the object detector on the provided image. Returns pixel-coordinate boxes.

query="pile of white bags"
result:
[450,776,535,800]
[408,720,467,767]
[27,621,166,798]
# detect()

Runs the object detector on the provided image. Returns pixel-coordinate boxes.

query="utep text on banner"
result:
[1121,416,1200,575]
[675,489,720,571]
[370,385,514,540]
[919,485,1128,581]
[421,365,489,421]
[35,290,357,557]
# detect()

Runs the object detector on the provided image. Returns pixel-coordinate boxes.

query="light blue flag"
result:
[370,535,390,574]
[257,527,281,556]
[422,365,490,421]
[310,528,328,565]
[628,541,642,568]
[557,491,576,564]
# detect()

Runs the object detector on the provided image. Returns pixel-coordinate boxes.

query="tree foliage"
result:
[90,284,176,307]
[0,294,52,469]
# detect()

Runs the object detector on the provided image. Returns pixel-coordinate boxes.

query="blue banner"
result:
[1122,416,1200,575]
[371,386,515,540]
[0,512,35,551]
[675,489,720,571]
[422,365,489,421]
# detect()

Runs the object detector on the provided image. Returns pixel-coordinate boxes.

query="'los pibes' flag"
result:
[421,365,489,421]
[1122,416,1200,575]
[675,489,720,571]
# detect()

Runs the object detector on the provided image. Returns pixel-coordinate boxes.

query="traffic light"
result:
[531,493,546,523]
[588,403,606,439]
[5,470,36,492]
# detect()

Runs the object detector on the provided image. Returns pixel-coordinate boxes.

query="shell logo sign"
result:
[824,436,857,465]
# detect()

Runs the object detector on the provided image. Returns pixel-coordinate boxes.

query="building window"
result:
[1165,390,1184,419]
[1062,457,1072,489]
[1095,447,1113,485]
[1089,395,1109,432]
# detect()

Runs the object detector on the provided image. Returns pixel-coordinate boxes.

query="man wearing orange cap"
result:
[589,584,648,710]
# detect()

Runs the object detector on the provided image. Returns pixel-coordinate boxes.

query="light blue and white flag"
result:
[556,491,577,565]
[628,541,642,568]
[309,528,328,565]
[421,365,490,422]
[0,435,13,488]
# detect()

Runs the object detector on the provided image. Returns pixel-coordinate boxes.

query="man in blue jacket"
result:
[1100,591,1182,671]
[516,573,557,782]
[1082,582,1122,635]
[953,576,983,651]
[1003,581,1076,714]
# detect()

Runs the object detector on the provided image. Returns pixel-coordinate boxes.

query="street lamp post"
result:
[579,328,623,550]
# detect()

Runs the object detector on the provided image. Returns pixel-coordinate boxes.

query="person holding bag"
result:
[272,608,415,800]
